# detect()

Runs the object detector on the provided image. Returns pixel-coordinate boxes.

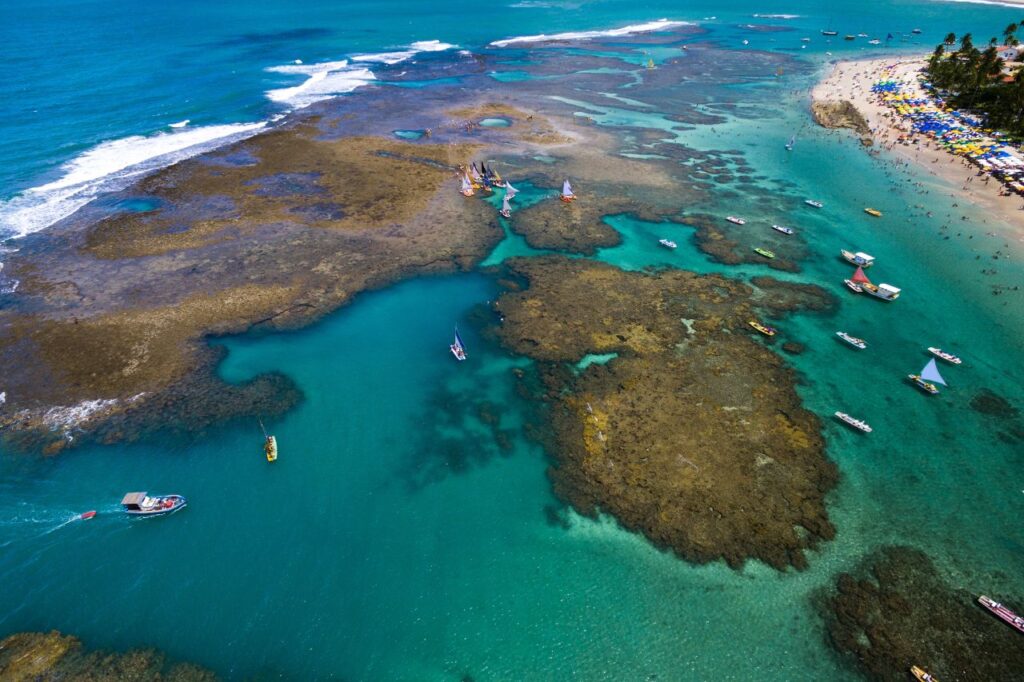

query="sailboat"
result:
[450,327,467,361]
[785,134,795,151]
[560,179,576,202]
[504,181,518,199]
[460,174,475,197]
[259,419,278,462]
[646,58,656,69]
[844,265,871,293]
[500,194,512,218]
[908,358,946,395]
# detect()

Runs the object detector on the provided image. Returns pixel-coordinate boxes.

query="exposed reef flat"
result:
[0,630,216,681]
[493,256,837,569]
[824,546,1024,681]
[810,100,873,146]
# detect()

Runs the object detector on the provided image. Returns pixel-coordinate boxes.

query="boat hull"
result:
[928,348,962,365]
[124,496,187,516]
[908,375,939,394]
[450,345,467,361]
[979,595,1024,634]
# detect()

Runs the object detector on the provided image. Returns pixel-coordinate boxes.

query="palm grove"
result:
[926,23,1024,135]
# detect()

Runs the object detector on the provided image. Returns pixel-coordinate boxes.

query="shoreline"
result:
[812,56,1024,244]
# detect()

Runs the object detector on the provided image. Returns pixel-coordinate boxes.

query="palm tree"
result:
[1004,23,1019,46]
[945,32,957,46]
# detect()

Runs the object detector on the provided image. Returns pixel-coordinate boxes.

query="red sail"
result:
[852,266,871,284]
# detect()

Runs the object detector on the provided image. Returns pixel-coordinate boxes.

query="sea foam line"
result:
[0,122,266,240]
[930,0,1024,7]
[490,18,692,47]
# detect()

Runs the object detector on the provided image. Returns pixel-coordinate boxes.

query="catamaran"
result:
[841,249,875,267]
[835,412,872,433]
[910,665,939,681]
[805,199,823,208]
[908,358,946,395]
[500,194,512,218]
[658,238,677,250]
[753,247,775,259]
[772,224,794,235]
[748,320,777,337]
[928,347,962,365]
[726,216,746,225]
[978,595,1024,635]
[836,331,867,349]
[450,327,467,361]
[560,179,576,202]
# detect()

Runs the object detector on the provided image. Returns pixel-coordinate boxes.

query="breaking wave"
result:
[490,18,692,47]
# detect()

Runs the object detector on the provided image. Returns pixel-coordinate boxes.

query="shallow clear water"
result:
[2,1,1024,679]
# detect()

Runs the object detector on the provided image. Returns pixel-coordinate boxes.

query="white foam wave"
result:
[752,13,801,19]
[0,122,266,239]
[169,119,190,128]
[490,19,692,47]
[351,40,457,65]
[42,398,120,430]
[265,60,376,108]
[931,0,1024,6]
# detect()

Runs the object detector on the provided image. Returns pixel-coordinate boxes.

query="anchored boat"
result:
[726,216,746,225]
[805,199,823,208]
[753,247,775,259]
[862,281,901,301]
[450,327,467,362]
[841,250,875,267]
[260,419,277,462]
[928,347,962,365]
[836,331,867,349]
[771,224,794,235]
[978,595,1024,634]
[499,194,512,218]
[911,665,939,681]
[748,320,777,337]
[835,412,872,433]
[864,207,882,217]
[460,174,475,197]
[658,238,677,250]
[908,358,946,395]
[844,265,871,293]
[560,179,576,202]
[504,181,518,198]
[121,492,186,517]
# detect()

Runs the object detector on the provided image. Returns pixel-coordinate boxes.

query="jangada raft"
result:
[978,595,1024,634]
[121,492,186,517]
[560,179,576,202]
[908,358,946,395]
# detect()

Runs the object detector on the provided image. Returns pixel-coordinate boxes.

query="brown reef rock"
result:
[825,546,1024,681]
[0,630,216,681]
[811,100,873,146]
[493,256,837,570]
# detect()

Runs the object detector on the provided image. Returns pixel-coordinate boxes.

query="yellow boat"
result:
[748,320,777,337]
[864,208,882,217]
[911,665,939,682]
[265,435,278,462]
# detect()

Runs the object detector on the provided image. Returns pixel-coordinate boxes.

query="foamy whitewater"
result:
[489,19,692,47]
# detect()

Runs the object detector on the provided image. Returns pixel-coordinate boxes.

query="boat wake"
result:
[490,18,692,47]
[0,122,266,240]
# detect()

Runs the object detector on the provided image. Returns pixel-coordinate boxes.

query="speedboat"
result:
[726,216,746,225]
[911,665,939,682]
[836,331,866,349]
[658,238,677,250]
[912,28,922,34]
[835,412,872,433]
[928,347,962,365]
[121,492,187,517]
[841,249,874,267]
[771,224,794,235]
[978,595,1024,634]
[864,207,882,217]
[844,279,863,293]
[805,199,823,208]
[868,39,881,45]
[753,247,775,259]
[857,33,869,38]
[748,320,777,337]
[821,30,838,37]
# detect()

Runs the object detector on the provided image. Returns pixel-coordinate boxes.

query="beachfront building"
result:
[996,45,1021,63]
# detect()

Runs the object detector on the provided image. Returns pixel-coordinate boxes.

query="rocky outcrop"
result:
[811,100,873,146]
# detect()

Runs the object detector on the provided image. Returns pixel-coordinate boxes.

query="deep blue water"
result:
[2,1,1024,679]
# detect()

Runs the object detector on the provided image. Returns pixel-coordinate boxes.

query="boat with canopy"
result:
[908,358,946,394]
[841,250,875,267]
[121,492,187,517]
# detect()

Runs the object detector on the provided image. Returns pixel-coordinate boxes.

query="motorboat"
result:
[861,282,901,301]
[805,199,823,208]
[726,216,746,225]
[658,238,677,250]
[841,250,875,267]
[121,492,187,517]
[928,347,962,365]
[978,595,1024,634]
[836,332,866,349]
[864,207,883,217]
[835,412,872,433]
[748,320,777,337]
[753,247,775,259]
[771,224,794,235]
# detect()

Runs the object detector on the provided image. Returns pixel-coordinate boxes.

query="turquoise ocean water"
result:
[2,1,1024,679]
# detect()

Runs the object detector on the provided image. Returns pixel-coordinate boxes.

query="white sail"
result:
[502,195,511,213]
[469,165,482,181]
[920,358,947,386]
[461,175,472,192]
[505,182,518,198]
[562,179,573,197]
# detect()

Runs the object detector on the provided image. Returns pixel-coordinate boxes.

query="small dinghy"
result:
[460,173,475,197]
[753,247,775,259]
[121,492,186,517]
[748,320,777,337]
[79,511,97,520]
